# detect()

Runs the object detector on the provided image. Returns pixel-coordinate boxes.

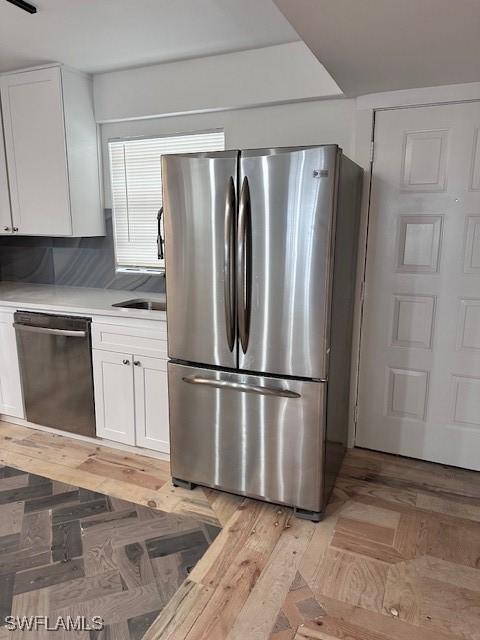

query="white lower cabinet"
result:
[134,355,169,453]
[92,350,136,446]
[0,309,168,454]
[0,309,24,418]
[92,320,170,454]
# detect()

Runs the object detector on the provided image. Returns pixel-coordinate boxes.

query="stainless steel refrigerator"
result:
[162,145,362,520]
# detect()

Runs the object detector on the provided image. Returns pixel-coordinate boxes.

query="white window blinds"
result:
[108,130,225,271]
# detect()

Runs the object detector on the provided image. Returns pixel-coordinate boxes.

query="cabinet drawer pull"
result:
[123,359,130,365]
[133,360,141,366]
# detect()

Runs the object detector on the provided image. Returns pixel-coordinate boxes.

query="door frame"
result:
[349,83,480,448]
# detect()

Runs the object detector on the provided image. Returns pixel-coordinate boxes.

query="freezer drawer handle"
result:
[182,375,301,398]
[224,176,236,352]
[13,324,87,338]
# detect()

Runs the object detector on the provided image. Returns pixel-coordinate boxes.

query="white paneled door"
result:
[357,102,480,470]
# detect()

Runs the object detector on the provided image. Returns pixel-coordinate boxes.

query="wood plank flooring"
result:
[0,421,479,639]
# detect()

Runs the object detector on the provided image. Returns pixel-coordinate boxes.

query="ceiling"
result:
[0,0,300,73]
[2,0,479,97]
[274,0,480,96]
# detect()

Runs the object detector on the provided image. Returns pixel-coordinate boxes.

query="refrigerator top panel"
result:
[238,145,340,379]
[241,144,337,156]
[170,145,328,158]
[163,150,239,369]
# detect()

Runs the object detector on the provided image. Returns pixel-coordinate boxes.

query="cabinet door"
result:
[0,311,24,418]
[0,110,13,234]
[134,355,170,453]
[92,350,135,445]
[0,67,72,235]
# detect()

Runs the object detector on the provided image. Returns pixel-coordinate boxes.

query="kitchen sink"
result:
[112,298,166,311]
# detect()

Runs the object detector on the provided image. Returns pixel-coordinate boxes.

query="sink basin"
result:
[112,298,166,311]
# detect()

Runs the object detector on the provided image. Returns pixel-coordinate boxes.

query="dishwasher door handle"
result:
[13,323,87,338]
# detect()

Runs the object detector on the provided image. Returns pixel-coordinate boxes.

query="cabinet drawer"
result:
[91,322,168,359]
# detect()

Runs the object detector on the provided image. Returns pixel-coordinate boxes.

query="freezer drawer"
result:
[168,362,326,513]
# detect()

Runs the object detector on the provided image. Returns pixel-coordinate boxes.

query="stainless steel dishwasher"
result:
[14,311,96,437]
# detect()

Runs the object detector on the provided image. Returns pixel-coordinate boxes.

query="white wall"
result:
[100,97,356,207]
[93,42,342,123]
[98,74,480,448]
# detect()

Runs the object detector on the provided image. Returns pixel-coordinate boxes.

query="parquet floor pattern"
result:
[271,452,480,640]
[0,420,479,640]
[0,463,219,639]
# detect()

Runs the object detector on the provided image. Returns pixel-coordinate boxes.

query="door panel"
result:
[92,350,135,445]
[0,67,72,235]
[163,151,238,368]
[168,362,325,512]
[358,103,480,471]
[134,355,169,453]
[238,146,338,378]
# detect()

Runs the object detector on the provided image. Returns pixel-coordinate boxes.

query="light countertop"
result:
[0,282,167,321]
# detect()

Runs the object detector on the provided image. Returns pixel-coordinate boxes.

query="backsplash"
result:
[0,209,165,293]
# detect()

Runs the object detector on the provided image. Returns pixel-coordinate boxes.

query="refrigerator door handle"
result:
[237,175,252,354]
[224,177,236,352]
[182,375,301,399]
[157,206,164,260]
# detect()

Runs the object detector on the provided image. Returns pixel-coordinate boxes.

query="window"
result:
[108,130,225,272]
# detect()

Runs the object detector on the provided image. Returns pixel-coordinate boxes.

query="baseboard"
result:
[0,414,170,462]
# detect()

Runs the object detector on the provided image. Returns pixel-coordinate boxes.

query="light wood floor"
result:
[0,420,479,640]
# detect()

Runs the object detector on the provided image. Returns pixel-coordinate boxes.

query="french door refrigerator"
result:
[162,145,362,520]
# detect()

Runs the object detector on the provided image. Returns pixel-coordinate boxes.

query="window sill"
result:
[116,266,165,277]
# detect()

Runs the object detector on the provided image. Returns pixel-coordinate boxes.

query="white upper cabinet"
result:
[0,65,104,237]
[0,109,11,233]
